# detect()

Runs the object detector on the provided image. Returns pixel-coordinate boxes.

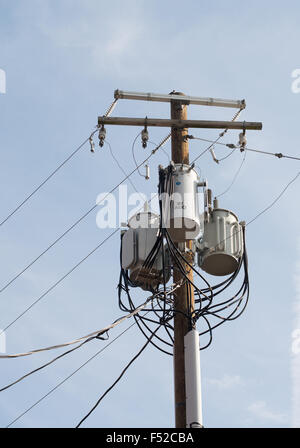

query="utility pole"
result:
[170,93,196,428]
[98,89,262,429]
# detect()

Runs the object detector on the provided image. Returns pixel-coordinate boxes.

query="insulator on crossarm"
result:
[98,125,106,147]
[141,119,149,148]
[238,131,247,151]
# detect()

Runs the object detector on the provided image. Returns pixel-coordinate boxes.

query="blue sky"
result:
[0,0,300,428]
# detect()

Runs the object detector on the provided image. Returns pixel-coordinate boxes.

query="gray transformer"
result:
[121,211,171,291]
[161,163,202,242]
[197,207,244,276]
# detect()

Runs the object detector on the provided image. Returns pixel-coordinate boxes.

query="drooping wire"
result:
[106,139,145,199]
[216,150,247,199]
[0,293,155,358]
[5,316,144,428]
[131,131,144,177]
[76,325,160,428]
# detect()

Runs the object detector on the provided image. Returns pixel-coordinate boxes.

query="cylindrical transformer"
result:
[121,211,170,290]
[197,208,244,276]
[165,163,201,242]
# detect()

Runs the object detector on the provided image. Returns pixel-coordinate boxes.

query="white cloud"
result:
[206,374,244,390]
[34,2,145,79]
[248,401,287,425]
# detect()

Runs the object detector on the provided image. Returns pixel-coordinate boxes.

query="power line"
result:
[2,149,297,342]
[246,171,300,226]
[1,337,93,394]
[192,170,300,271]
[3,163,297,428]
[189,136,300,161]
[132,132,171,177]
[76,325,159,428]
[216,151,247,198]
[2,287,180,427]
[0,133,95,228]
[0,229,119,335]
[106,139,140,192]
[0,293,153,358]
[131,131,144,177]
[0,136,169,296]
[0,99,119,229]
[0,170,166,336]
[5,318,140,428]
[0,295,165,395]
[190,107,244,165]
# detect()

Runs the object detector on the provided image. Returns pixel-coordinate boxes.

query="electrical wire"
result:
[246,171,300,226]
[106,140,140,194]
[0,297,164,398]
[190,106,244,165]
[0,229,119,336]
[118,165,213,350]
[131,131,144,177]
[5,317,141,428]
[0,133,95,228]
[0,136,169,296]
[118,162,252,352]
[216,151,247,198]
[3,117,298,425]
[0,98,119,229]
[76,325,160,428]
[3,144,297,427]
[4,301,167,427]
[0,294,154,358]
[189,136,300,161]
[1,338,94,394]
[132,133,171,177]
[0,156,166,337]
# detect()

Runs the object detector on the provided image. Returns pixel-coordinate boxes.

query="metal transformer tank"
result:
[164,163,201,242]
[197,207,244,276]
[121,211,170,291]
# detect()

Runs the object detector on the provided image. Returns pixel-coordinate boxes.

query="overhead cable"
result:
[0,294,155,358]
[0,135,170,296]
[0,98,119,229]
[76,325,160,428]
[189,136,300,161]
[5,318,141,428]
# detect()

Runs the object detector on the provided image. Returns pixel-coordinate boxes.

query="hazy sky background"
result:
[0,0,300,428]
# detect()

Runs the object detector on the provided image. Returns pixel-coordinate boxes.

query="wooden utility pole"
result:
[98,89,262,428]
[171,93,195,428]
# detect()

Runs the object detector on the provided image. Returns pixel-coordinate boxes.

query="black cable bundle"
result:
[118,163,250,353]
